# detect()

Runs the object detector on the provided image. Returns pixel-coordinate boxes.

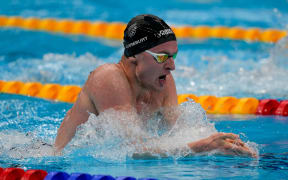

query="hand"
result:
[188,133,257,158]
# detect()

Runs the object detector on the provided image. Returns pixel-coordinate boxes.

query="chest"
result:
[135,92,164,115]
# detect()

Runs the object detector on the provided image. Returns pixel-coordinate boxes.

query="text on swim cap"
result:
[125,36,148,49]
[155,29,174,38]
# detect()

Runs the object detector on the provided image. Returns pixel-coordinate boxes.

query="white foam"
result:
[2,52,105,84]
[0,100,258,160]
[0,131,54,159]
[68,101,217,161]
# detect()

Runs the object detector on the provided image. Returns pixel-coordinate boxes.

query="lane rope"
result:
[0,80,287,116]
[0,167,155,180]
[0,15,287,43]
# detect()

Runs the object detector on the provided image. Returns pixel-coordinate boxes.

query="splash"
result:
[0,95,259,162]
[0,95,67,159]
[68,101,217,162]
[271,36,288,70]
[0,131,54,159]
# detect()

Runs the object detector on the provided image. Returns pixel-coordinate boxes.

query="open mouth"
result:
[159,75,166,80]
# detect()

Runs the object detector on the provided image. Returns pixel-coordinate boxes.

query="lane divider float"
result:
[0,80,287,116]
[0,167,156,180]
[0,80,81,103]
[0,16,286,43]
[177,94,288,116]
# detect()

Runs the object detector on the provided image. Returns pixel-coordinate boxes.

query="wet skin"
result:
[54,41,257,158]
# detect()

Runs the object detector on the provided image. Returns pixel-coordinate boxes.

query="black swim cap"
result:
[123,14,176,57]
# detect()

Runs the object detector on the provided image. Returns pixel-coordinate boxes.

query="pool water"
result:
[1,0,288,179]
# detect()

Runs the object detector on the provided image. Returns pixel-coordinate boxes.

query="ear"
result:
[128,55,137,65]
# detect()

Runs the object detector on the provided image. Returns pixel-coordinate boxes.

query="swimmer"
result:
[54,14,256,158]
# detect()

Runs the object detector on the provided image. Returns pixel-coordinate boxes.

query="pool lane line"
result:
[0,167,156,180]
[0,80,287,116]
[0,15,287,43]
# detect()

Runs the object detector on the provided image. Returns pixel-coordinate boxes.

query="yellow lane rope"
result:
[0,80,261,115]
[0,16,286,43]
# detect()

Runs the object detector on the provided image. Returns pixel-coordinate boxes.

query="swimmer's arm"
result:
[54,67,135,153]
[54,109,77,154]
[155,76,257,158]
[132,133,257,159]
[54,90,96,153]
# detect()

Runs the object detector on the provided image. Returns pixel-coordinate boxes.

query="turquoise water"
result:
[1,0,288,179]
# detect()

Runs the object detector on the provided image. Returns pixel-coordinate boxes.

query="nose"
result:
[164,57,175,71]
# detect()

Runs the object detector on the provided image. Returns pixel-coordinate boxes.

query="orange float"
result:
[212,96,238,114]
[173,26,194,38]
[231,97,259,114]
[87,21,108,37]
[22,18,41,30]
[104,22,126,40]
[71,20,91,35]
[228,27,246,40]
[57,85,81,103]
[197,95,218,114]
[36,84,62,100]
[38,18,57,32]
[1,81,24,94]
[4,16,23,27]
[193,26,211,39]
[19,82,43,97]
[244,28,261,42]
[210,26,229,39]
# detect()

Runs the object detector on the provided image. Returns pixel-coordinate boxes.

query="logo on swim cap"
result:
[128,23,137,38]
[155,29,174,38]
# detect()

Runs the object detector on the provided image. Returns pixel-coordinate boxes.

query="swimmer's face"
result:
[134,41,177,91]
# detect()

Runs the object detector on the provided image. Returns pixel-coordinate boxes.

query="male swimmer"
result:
[54,14,256,157]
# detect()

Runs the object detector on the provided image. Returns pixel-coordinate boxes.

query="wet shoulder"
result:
[85,64,129,92]
[88,63,123,79]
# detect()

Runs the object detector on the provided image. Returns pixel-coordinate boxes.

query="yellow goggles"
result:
[145,50,177,63]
